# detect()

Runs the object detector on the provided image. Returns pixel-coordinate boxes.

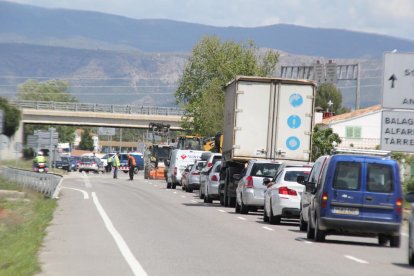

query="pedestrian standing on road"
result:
[113,152,120,179]
[107,154,113,173]
[127,153,136,180]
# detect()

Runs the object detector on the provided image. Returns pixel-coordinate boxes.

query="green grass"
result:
[0,177,57,276]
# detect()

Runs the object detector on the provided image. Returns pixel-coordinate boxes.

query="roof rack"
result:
[331,147,391,157]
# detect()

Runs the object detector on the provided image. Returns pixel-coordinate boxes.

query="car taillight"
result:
[211,175,218,181]
[396,198,403,214]
[246,176,254,188]
[321,192,328,208]
[174,167,177,176]
[191,171,200,175]
[207,162,212,168]
[278,186,297,196]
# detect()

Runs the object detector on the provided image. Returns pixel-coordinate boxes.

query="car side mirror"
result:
[263,178,271,186]
[305,181,316,194]
[406,191,414,203]
[297,175,305,184]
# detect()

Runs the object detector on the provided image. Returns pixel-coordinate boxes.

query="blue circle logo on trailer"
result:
[289,93,303,107]
[286,136,300,151]
[287,115,301,129]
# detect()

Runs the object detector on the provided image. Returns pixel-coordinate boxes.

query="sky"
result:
[7,0,414,41]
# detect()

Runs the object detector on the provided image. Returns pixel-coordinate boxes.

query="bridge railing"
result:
[11,100,186,116]
[0,167,63,199]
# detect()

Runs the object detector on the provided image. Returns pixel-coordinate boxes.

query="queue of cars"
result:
[163,148,414,265]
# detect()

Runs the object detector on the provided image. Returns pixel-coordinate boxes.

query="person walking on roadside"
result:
[113,152,120,179]
[127,153,136,180]
[107,154,113,173]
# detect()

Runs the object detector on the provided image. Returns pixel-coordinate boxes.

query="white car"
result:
[203,161,221,203]
[184,161,206,192]
[199,153,222,199]
[263,167,311,224]
[235,160,282,214]
[406,191,414,265]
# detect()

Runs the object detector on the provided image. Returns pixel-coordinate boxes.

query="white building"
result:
[319,105,382,149]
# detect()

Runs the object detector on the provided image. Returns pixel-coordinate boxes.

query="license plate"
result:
[332,207,359,215]
[39,169,44,172]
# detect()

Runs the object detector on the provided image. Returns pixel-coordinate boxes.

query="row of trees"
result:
[175,35,346,160]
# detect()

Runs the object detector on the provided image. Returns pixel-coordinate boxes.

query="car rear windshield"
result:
[333,162,361,190]
[367,163,393,193]
[195,162,205,170]
[284,170,310,182]
[80,157,94,162]
[251,163,280,178]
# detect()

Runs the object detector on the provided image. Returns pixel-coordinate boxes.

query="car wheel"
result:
[203,196,208,203]
[188,188,193,193]
[263,204,269,222]
[240,197,249,214]
[314,216,326,242]
[219,193,225,206]
[409,230,414,265]
[299,212,307,232]
[235,198,241,213]
[389,235,400,248]
[378,234,388,246]
[172,183,176,189]
[167,182,171,189]
[269,204,281,225]
[307,211,315,239]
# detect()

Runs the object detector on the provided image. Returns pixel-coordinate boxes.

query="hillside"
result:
[1,1,413,58]
[0,1,408,109]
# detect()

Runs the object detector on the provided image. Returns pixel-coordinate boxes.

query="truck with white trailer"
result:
[219,76,316,206]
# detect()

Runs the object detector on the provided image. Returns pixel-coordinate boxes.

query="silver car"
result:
[235,160,282,214]
[185,161,206,192]
[406,191,414,266]
[204,161,221,203]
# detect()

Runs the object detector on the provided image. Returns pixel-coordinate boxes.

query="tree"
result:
[311,126,342,161]
[17,79,78,144]
[315,83,349,115]
[79,129,94,151]
[175,36,279,135]
[0,97,22,138]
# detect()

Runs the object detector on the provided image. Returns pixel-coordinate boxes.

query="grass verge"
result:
[0,176,57,276]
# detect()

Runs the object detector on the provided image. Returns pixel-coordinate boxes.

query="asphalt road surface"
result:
[37,171,414,276]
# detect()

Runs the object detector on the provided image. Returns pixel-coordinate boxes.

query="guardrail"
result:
[11,100,186,116]
[0,167,63,199]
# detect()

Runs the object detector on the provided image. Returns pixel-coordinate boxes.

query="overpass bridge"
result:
[12,100,185,130]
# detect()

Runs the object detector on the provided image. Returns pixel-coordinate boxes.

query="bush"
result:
[405,179,414,193]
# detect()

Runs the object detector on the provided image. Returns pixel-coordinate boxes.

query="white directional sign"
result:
[382,52,414,109]
[381,110,414,152]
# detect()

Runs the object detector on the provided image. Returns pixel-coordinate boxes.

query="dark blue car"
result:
[300,149,402,247]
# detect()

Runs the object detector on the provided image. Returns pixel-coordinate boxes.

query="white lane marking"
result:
[92,192,147,276]
[191,200,197,203]
[217,209,227,213]
[173,192,177,194]
[237,217,247,221]
[344,255,369,264]
[62,187,89,199]
[262,226,274,232]
[81,172,92,188]
[181,196,186,198]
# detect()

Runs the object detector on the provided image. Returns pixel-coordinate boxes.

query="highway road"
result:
[37,171,414,276]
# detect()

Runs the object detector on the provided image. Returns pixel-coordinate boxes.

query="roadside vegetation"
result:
[0,176,57,275]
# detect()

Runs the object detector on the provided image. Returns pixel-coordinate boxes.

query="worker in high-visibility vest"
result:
[113,152,120,179]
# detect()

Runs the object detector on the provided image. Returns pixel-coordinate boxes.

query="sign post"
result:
[381,52,414,152]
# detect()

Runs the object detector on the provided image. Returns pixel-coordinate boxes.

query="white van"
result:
[167,149,206,189]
